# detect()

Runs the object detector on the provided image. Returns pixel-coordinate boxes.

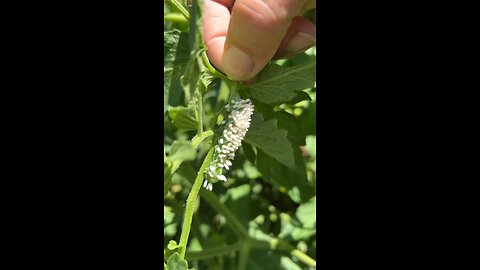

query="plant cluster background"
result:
[164,1,316,269]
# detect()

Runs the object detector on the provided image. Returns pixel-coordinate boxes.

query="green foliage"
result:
[166,252,196,270]
[165,140,196,163]
[238,60,316,105]
[164,1,316,269]
[164,29,190,112]
[274,111,307,146]
[165,140,197,196]
[296,196,316,229]
[168,240,180,251]
[169,106,197,130]
[248,250,303,270]
[244,113,295,169]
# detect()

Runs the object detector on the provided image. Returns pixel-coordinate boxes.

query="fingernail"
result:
[284,32,316,54]
[224,45,254,80]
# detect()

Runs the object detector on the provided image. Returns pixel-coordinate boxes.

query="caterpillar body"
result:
[203,98,254,191]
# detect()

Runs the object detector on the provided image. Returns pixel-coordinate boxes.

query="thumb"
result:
[223,0,312,81]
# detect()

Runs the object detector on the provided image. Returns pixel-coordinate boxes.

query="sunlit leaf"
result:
[245,113,295,169]
[239,59,315,105]
[305,135,316,158]
[296,196,316,229]
[167,240,179,251]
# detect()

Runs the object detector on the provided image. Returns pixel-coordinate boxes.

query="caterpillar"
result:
[203,98,254,191]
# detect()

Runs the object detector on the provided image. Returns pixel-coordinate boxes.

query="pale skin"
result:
[203,0,316,82]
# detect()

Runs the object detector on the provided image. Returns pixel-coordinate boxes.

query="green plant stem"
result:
[226,80,239,102]
[201,51,230,81]
[167,0,190,20]
[177,162,248,238]
[164,13,189,24]
[175,162,315,267]
[291,249,316,268]
[185,242,243,260]
[191,130,213,148]
[237,241,250,270]
[177,148,214,259]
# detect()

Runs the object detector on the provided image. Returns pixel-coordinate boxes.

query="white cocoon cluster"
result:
[203,98,254,191]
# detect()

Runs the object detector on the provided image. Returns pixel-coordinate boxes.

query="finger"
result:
[274,16,316,59]
[223,0,310,81]
[202,0,235,72]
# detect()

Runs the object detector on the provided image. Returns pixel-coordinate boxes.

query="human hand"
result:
[203,0,316,82]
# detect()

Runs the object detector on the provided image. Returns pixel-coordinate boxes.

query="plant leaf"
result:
[164,140,196,196]
[284,90,312,105]
[255,147,314,204]
[273,111,306,146]
[280,221,316,241]
[296,196,316,229]
[165,140,196,163]
[180,53,208,132]
[225,184,251,228]
[166,252,195,270]
[244,113,295,169]
[168,106,197,130]
[255,149,291,189]
[298,100,316,136]
[200,70,215,91]
[164,30,190,113]
[305,135,316,158]
[167,240,179,251]
[241,143,256,164]
[239,59,315,105]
